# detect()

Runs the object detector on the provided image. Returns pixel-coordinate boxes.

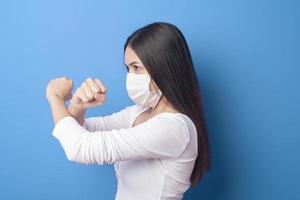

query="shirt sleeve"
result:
[82,104,138,131]
[51,113,190,165]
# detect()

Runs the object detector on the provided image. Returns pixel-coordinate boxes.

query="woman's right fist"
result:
[70,77,107,110]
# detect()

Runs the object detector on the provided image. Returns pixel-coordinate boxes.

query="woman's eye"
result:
[133,65,139,71]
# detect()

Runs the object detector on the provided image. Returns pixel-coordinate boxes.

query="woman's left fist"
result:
[46,76,74,101]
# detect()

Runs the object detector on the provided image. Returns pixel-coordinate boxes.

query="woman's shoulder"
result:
[152,112,197,134]
[151,112,198,153]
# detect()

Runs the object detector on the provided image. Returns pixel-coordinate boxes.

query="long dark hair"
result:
[124,22,211,186]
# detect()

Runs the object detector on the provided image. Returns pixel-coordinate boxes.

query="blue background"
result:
[0,0,299,199]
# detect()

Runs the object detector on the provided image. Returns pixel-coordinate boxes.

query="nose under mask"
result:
[126,73,162,108]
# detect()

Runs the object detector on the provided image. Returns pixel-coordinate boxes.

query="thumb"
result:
[94,93,106,102]
[94,93,102,100]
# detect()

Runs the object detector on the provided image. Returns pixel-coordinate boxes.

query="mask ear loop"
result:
[149,76,161,93]
[148,76,163,109]
[150,89,163,109]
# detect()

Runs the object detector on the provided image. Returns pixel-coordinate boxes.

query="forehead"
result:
[124,46,142,65]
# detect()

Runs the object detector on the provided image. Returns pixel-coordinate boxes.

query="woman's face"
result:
[124,46,159,92]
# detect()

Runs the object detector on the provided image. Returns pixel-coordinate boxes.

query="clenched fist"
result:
[70,77,107,110]
[46,76,74,101]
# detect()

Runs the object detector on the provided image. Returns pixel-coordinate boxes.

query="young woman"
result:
[46,22,210,200]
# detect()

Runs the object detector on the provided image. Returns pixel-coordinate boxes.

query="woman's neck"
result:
[148,96,178,115]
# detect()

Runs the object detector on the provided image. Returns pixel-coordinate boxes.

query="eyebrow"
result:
[125,61,140,67]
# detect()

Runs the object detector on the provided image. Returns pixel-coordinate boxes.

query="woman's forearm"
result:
[68,103,86,126]
[48,95,71,125]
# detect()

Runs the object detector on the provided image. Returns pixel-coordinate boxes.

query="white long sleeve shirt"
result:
[52,104,198,200]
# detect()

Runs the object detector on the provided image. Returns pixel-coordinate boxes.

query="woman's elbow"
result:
[61,144,85,164]
[63,147,106,165]
[64,149,78,163]
[62,137,117,165]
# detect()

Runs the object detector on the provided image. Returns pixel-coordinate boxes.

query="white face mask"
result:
[126,72,162,108]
